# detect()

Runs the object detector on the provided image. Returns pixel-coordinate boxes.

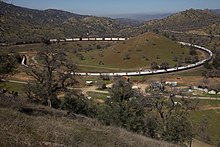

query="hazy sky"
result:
[8,0,220,16]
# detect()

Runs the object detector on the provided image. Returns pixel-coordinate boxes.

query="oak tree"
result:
[25,47,78,108]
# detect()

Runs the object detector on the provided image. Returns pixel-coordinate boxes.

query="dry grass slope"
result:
[0,96,178,147]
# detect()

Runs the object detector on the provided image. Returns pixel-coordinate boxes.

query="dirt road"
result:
[192,139,215,147]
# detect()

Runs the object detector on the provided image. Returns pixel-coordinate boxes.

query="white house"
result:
[132,85,140,89]
[208,90,216,95]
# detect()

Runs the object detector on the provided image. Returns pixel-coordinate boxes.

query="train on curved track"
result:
[18,39,212,76]
[72,41,213,76]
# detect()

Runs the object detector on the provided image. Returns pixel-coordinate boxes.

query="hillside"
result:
[67,32,191,72]
[203,23,220,35]
[0,95,178,147]
[142,9,220,31]
[1,2,220,43]
[212,9,220,15]
[0,2,132,43]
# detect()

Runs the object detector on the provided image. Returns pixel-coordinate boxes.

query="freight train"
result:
[49,37,127,43]
[73,42,213,76]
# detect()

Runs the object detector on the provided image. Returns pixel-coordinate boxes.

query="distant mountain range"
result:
[109,13,173,22]
[1,1,220,43]
[212,9,220,15]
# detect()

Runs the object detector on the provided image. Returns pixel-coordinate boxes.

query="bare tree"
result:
[25,48,78,108]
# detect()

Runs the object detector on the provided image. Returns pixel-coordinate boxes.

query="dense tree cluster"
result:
[25,61,195,145]
[97,78,194,145]
[203,51,220,78]
[24,53,195,144]
[61,92,97,118]
[0,53,21,81]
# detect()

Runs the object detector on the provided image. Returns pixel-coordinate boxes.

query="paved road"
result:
[175,95,220,100]
[192,139,215,147]
[77,86,109,95]
[1,79,28,84]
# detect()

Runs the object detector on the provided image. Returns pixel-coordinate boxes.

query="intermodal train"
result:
[49,37,127,43]
[73,42,213,76]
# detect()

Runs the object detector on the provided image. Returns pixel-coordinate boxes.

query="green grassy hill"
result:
[68,32,190,72]
[0,95,178,147]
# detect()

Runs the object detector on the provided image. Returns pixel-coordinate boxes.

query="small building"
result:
[87,96,92,100]
[165,81,177,87]
[86,81,93,86]
[208,90,216,95]
[193,86,209,93]
[132,85,140,90]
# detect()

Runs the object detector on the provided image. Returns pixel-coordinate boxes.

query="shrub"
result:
[61,93,97,118]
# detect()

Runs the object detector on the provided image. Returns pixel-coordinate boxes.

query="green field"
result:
[190,110,220,145]
[0,82,25,94]
[190,99,220,145]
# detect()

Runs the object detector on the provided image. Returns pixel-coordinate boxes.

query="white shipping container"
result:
[119,38,126,41]
[112,38,118,41]
[104,38,111,41]
[73,38,80,41]
[82,38,89,41]
[50,39,58,42]
[90,73,101,76]
[89,38,96,41]
[65,38,73,41]
[96,38,103,41]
